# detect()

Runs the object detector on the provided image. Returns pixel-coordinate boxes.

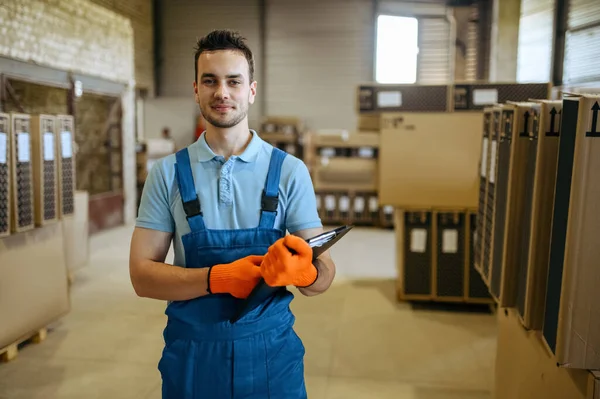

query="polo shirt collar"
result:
[194,130,262,163]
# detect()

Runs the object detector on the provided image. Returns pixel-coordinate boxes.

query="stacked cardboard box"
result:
[304,129,392,227]
[0,112,78,361]
[474,93,600,380]
[394,208,491,303]
[367,82,552,304]
[259,116,304,159]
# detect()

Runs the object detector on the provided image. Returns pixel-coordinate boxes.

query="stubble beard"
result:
[201,101,249,129]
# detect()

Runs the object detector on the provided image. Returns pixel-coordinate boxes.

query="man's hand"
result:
[261,235,318,288]
[208,255,264,299]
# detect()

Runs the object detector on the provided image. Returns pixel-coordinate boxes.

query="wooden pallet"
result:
[0,328,48,363]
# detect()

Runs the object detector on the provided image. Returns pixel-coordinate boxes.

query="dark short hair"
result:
[194,30,255,83]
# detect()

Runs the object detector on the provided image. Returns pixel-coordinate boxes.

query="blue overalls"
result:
[158,147,307,398]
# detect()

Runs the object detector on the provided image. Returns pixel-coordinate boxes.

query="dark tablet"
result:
[230,225,353,323]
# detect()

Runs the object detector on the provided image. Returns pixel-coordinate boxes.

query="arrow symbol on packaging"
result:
[547,107,560,136]
[520,111,530,137]
[586,102,600,137]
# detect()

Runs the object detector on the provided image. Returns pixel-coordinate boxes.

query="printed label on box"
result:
[325,195,336,211]
[358,147,374,158]
[442,229,458,253]
[0,132,6,164]
[489,141,498,183]
[480,138,488,177]
[473,89,498,105]
[43,132,55,161]
[18,133,30,162]
[378,91,402,108]
[320,147,335,157]
[410,229,427,253]
[354,197,365,212]
[369,197,379,212]
[61,131,73,158]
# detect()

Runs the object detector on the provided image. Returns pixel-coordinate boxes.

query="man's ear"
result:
[248,81,257,104]
[193,81,199,104]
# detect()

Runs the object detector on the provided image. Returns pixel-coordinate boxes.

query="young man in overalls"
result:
[129,29,336,398]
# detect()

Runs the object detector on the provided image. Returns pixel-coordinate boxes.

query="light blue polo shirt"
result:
[135,130,322,267]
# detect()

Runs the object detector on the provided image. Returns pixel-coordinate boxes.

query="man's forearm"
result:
[131,260,210,301]
[298,256,336,297]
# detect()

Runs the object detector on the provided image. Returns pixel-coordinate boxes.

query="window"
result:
[375,15,419,84]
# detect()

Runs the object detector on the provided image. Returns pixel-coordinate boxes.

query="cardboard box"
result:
[494,308,596,399]
[0,222,70,351]
[309,130,380,149]
[313,157,378,192]
[56,115,76,218]
[0,113,10,238]
[395,208,493,304]
[357,83,451,113]
[379,112,483,209]
[518,100,562,330]
[489,103,538,307]
[466,211,492,301]
[30,115,59,226]
[395,209,434,300]
[453,82,552,111]
[357,114,381,131]
[481,107,502,284]
[62,190,89,274]
[474,109,494,276]
[543,94,600,369]
[10,113,34,233]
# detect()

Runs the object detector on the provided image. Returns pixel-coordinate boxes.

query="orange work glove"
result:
[261,235,318,287]
[207,255,263,299]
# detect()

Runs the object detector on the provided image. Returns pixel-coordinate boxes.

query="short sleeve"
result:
[285,161,323,233]
[136,161,175,233]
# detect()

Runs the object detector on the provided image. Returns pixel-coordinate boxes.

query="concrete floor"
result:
[0,224,498,399]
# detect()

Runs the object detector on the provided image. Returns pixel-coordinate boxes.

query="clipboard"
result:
[230,225,353,323]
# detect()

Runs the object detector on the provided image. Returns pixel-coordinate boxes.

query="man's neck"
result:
[204,123,252,160]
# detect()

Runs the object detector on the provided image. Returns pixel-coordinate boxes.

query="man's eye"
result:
[230,81,241,85]
[203,79,214,85]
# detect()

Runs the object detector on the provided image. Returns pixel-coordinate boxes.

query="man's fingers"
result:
[246,255,264,266]
[283,235,313,259]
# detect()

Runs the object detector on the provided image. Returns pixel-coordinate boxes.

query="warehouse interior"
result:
[1,0,600,398]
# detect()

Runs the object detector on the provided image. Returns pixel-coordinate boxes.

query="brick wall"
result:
[90,0,155,96]
[0,0,137,224]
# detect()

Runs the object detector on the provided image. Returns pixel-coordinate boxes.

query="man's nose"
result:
[215,83,230,99]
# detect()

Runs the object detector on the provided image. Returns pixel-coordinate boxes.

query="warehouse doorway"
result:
[75,92,124,234]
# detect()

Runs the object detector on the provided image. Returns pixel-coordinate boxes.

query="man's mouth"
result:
[212,104,233,112]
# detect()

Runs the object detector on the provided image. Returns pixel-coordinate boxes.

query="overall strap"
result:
[175,148,206,232]
[259,147,287,229]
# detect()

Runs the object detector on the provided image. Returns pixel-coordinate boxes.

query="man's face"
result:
[194,50,256,129]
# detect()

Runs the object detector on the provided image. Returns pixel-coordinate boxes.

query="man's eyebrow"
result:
[200,73,244,79]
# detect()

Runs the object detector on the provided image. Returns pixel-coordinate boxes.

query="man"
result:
[129,29,336,398]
